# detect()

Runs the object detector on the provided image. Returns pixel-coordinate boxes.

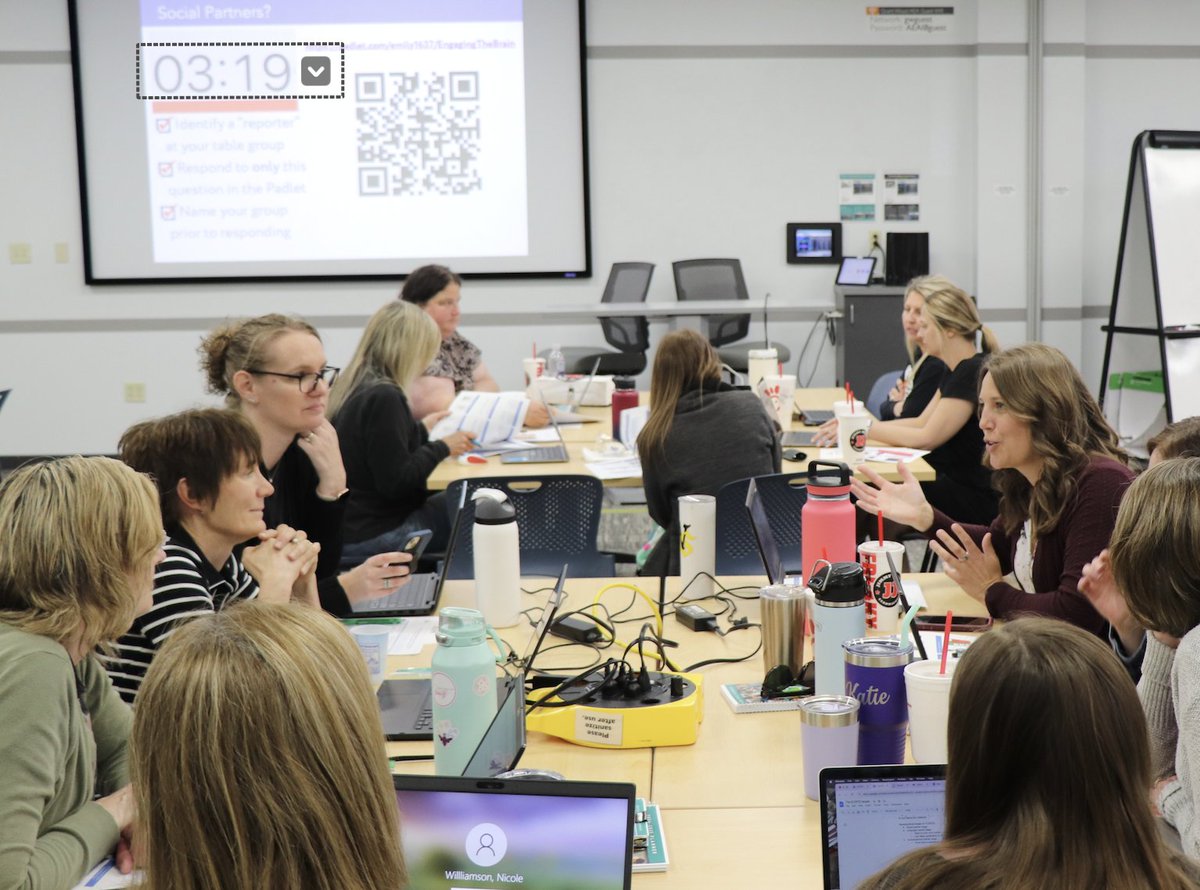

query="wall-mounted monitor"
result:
[68,0,590,283]
[786,222,842,265]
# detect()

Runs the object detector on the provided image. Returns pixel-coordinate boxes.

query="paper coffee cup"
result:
[522,357,546,387]
[905,658,957,763]
[756,374,797,427]
[837,415,871,467]
[349,624,392,685]
[858,540,906,631]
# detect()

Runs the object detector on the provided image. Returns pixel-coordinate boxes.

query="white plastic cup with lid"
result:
[857,540,906,631]
[349,624,392,685]
[522,356,545,387]
[747,347,778,389]
[800,694,860,800]
[836,414,871,467]
[756,374,797,427]
[905,658,958,763]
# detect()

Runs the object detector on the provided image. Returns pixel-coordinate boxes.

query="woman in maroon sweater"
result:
[852,343,1132,635]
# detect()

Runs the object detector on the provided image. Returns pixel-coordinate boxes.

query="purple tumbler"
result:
[843,638,912,765]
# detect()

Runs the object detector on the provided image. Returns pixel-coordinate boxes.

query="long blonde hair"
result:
[132,601,406,890]
[908,275,999,355]
[637,330,722,461]
[862,619,1199,889]
[0,456,161,649]
[328,301,441,417]
[199,314,320,407]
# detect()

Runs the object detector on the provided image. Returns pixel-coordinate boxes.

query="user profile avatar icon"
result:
[465,822,508,867]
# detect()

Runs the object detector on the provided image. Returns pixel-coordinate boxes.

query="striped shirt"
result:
[101,526,258,704]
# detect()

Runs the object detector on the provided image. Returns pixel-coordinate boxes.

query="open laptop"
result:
[392,773,636,890]
[836,256,876,286]
[745,477,802,584]
[378,567,568,741]
[350,485,469,618]
[820,764,947,889]
[502,393,570,464]
[548,356,604,424]
[0,389,10,415]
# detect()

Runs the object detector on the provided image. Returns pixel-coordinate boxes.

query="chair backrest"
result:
[671,259,750,347]
[599,262,653,354]
[444,476,612,579]
[714,471,806,576]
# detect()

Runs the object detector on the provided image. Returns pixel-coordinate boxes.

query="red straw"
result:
[778,361,783,376]
[940,611,953,675]
[532,342,537,358]
[877,513,884,547]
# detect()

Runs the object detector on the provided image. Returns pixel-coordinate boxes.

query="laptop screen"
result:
[393,775,635,889]
[745,478,785,584]
[820,764,947,889]
[461,674,525,778]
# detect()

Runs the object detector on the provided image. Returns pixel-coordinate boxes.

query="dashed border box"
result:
[135,41,345,100]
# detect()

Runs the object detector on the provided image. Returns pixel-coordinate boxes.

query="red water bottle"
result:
[801,461,856,587]
[611,377,639,444]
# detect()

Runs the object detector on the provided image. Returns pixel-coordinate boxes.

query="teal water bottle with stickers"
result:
[431,607,501,776]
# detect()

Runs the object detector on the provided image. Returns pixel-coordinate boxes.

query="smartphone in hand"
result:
[912,614,993,633]
[398,529,433,566]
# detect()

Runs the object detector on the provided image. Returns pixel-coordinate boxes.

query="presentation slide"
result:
[70,1,589,282]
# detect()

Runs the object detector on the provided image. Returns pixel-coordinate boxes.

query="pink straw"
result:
[878,513,884,548]
[940,611,953,675]
[532,342,537,358]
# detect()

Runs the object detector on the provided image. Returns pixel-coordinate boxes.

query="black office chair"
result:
[543,262,653,376]
[671,259,791,374]
[443,476,616,579]
[713,472,806,576]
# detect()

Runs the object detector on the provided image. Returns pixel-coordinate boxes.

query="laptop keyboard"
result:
[501,444,569,463]
[355,573,436,613]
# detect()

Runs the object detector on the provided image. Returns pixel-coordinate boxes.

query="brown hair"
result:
[637,329,722,461]
[399,264,462,306]
[861,618,1199,889]
[328,301,441,418]
[908,275,1000,356]
[120,408,263,526]
[1147,416,1200,461]
[1110,457,1200,638]
[198,314,320,406]
[984,343,1127,537]
[132,601,406,890]
[0,457,162,648]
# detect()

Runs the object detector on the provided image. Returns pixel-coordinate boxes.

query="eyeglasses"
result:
[246,366,340,393]
[761,661,815,700]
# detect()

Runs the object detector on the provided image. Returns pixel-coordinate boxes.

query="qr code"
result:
[355,71,482,197]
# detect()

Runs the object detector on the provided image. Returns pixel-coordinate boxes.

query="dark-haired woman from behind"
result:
[638,329,780,575]
[860,618,1200,889]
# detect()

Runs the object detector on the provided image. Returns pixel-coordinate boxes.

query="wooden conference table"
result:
[385,573,981,888]
[426,387,932,491]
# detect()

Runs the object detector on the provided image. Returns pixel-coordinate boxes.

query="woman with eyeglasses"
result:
[200,314,411,615]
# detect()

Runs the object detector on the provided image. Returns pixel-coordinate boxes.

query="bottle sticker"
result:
[473,675,492,696]
[575,710,624,746]
[431,671,456,708]
[435,719,459,748]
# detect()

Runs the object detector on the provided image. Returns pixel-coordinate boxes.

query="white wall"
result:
[2,1,1199,454]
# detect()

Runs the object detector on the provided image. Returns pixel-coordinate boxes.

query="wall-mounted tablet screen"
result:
[786,222,842,265]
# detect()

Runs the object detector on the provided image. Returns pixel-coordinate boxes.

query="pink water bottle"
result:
[801,461,856,586]
[611,377,639,442]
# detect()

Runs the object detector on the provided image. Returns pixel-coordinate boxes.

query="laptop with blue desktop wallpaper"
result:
[392,773,635,890]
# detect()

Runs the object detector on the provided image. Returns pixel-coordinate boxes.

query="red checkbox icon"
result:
[160,206,176,221]
[156,119,171,133]
[158,162,173,177]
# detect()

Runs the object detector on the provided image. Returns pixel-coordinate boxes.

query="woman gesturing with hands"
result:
[851,344,1132,635]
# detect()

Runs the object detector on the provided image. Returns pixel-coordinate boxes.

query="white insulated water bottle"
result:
[431,607,501,776]
[471,488,521,628]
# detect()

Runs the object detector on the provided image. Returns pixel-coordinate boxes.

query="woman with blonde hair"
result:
[103,408,320,704]
[877,279,947,420]
[1109,457,1200,855]
[824,275,1000,524]
[638,329,780,575]
[855,343,1132,634]
[200,313,411,615]
[330,301,475,561]
[0,457,164,889]
[131,601,406,890]
[861,618,1200,889]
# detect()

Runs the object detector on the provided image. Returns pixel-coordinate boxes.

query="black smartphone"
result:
[912,614,993,633]
[397,529,433,565]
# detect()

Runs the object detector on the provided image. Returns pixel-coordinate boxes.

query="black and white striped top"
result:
[102,526,258,704]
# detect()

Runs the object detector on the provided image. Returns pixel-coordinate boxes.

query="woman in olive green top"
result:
[0,457,165,890]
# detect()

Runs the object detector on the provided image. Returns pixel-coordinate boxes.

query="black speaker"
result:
[885,232,929,286]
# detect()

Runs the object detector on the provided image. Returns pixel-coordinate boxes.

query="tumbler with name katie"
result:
[799,695,860,800]
[843,637,912,765]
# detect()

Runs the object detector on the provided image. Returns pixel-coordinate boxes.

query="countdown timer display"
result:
[136,42,344,99]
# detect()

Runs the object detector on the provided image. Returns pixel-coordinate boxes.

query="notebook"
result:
[377,567,567,742]
[350,485,468,618]
[836,256,876,286]
[392,773,636,890]
[745,477,802,584]
[819,764,948,890]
